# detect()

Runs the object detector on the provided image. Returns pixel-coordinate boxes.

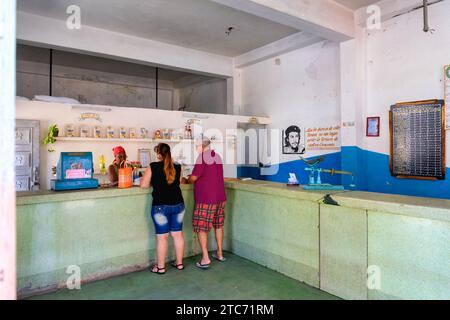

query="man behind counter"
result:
[108,146,127,186]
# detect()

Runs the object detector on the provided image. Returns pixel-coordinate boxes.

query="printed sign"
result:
[79,113,102,122]
[306,125,340,150]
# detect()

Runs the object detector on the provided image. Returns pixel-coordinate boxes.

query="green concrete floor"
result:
[27,253,339,300]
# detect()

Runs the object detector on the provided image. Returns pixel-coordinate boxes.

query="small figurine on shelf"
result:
[154,129,162,140]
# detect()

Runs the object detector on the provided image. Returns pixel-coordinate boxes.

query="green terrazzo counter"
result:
[16,179,450,300]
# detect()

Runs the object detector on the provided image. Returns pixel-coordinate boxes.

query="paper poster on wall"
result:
[282,125,305,154]
[445,65,450,129]
[306,125,340,150]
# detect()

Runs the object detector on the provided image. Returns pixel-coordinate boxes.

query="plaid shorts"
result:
[193,201,226,233]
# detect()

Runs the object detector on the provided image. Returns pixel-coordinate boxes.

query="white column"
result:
[0,0,17,300]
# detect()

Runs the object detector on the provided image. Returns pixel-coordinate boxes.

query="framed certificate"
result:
[367,117,380,137]
[138,149,151,168]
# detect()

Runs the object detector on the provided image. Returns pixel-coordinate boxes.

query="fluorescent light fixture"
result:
[182,113,209,119]
[72,105,112,112]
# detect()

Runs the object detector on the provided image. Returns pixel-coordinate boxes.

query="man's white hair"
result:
[196,135,211,148]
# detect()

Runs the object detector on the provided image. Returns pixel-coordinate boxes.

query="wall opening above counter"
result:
[16,44,228,115]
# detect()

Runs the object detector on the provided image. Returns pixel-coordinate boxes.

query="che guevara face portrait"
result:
[283,125,305,154]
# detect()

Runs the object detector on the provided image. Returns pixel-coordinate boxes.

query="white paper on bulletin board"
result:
[445,65,450,129]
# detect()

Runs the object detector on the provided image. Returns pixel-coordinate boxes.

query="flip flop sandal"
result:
[150,265,166,275]
[171,261,185,271]
[212,254,226,262]
[195,261,210,270]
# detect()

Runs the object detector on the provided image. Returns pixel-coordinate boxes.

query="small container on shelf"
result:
[176,128,184,140]
[140,128,148,139]
[162,129,170,140]
[94,126,103,139]
[65,124,77,137]
[129,128,137,139]
[80,125,91,138]
[106,126,115,139]
[169,129,177,140]
[119,127,128,139]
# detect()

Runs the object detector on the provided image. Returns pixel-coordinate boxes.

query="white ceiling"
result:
[17,0,299,57]
[334,0,380,10]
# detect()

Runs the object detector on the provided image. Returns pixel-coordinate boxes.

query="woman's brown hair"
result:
[154,143,176,185]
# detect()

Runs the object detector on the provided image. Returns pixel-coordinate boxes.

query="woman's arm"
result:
[140,166,152,189]
[108,164,118,186]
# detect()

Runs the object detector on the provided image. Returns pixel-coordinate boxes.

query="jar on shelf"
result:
[129,128,137,139]
[94,126,102,139]
[119,127,128,139]
[140,128,148,139]
[65,124,77,137]
[80,125,90,138]
[106,127,115,139]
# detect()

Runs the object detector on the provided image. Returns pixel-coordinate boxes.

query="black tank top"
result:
[150,161,184,206]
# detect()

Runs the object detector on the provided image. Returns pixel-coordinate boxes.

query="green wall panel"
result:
[320,204,368,300]
[368,211,450,300]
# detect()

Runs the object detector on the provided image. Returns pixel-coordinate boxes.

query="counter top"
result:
[16,179,450,222]
[224,179,343,202]
[17,185,193,205]
[331,191,450,223]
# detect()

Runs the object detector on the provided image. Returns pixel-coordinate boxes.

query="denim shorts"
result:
[151,203,185,235]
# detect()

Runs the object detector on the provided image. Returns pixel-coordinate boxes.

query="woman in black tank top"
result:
[140,143,185,274]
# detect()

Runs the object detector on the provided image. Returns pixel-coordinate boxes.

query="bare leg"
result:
[153,233,169,272]
[197,232,211,264]
[171,231,185,266]
[214,228,224,259]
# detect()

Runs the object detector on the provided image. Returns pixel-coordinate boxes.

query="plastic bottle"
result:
[99,154,106,175]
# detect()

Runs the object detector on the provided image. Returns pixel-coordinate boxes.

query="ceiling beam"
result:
[355,0,443,27]
[234,32,323,68]
[210,0,355,42]
[16,11,234,78]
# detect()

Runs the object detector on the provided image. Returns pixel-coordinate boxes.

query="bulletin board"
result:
[390,100,445,180]
[445,65,450,128]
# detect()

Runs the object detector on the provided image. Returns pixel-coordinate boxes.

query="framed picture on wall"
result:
[138,149,152,168]
[282,125,306,154]
[367,117,380,137]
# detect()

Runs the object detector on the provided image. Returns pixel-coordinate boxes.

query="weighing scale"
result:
[299,156,355,191]
[51,152,99,191]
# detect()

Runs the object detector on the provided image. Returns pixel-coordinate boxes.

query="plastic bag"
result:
[118,161,133,189]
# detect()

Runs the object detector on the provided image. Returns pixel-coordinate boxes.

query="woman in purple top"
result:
[186,136,227,269]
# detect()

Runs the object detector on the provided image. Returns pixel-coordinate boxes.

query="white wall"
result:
[0,0,17,300]
[240,40,341,164]
[177,78,227,114]
[363,0,450,160]
[16,101,270,190]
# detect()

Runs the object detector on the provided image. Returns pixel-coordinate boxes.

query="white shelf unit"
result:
[56,137,223,144]
[56,137,196,143]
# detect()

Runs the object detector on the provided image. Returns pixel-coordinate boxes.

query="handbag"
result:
[118,161,133,189]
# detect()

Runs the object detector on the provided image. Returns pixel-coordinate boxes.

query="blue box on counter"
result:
[51,152,99,191]
[51,178,99,191]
